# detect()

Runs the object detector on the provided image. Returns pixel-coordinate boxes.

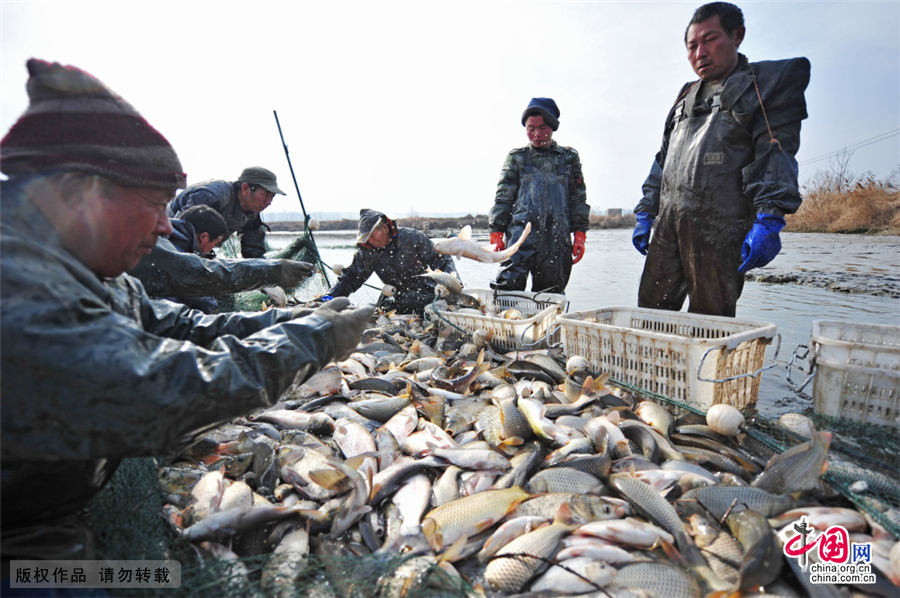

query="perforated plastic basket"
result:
[426,289,567,351]
[556,307,778,411]
[810,320,900,428]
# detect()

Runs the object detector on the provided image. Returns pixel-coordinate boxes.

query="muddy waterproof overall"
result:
[494,149,574,293]
[638,83,754,316]
[637,57,810,317]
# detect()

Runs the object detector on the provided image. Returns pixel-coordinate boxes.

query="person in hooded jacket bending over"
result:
[488,97,590,294]
[0,58,374,565]
[156,204,228,313]
[326,209,460,315]
[631,2,810,317]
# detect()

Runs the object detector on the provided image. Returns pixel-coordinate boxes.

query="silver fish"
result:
[433,222,532,264]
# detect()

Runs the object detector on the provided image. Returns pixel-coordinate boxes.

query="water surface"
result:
[269,229,899,417]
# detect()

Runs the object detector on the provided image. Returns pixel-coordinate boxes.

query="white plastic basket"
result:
[556,307,778,411]
[810,320,900,428]
[426,289,567,351]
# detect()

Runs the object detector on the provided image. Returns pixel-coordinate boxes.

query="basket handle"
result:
[786,342,818,393]
[696,333,782,383]
[516,321,563,351]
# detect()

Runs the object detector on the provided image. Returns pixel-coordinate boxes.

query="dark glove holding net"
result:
[311,298,375,362]
[279,260,315,288]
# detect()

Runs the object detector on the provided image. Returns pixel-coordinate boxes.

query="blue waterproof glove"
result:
[632,213,655,255]
[320,295,334,302]
[738,214,787,274]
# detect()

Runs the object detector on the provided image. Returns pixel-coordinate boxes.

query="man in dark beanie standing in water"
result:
[488,97,591,294]
[0,59,373,565]
[632,2,810,316]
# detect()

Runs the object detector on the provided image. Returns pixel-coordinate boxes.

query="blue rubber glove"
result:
[632,213,655,255]
[320,294,334,302]
[738,214,786,274]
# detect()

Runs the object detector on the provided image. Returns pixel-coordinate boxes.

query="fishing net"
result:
[215,227,383,313]
[215,228,332,313]
[612,378,900,541]
[87,458,475,597]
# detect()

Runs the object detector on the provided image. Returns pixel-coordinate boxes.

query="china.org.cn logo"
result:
[783,516,875,585]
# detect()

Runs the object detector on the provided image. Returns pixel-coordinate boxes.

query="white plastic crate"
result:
[810,320,900,428]
[556,307,777,411]
[426,289,566,351]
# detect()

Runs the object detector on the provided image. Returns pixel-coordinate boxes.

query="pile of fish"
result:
[158,310,900,597]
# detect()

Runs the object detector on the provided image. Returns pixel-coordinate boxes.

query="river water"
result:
[268,229,900,418]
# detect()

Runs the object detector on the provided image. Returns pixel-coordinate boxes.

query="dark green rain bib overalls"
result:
[638,82,756,317]
[494,149,574,294]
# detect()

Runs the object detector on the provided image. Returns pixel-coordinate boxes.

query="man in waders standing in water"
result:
[632,2,810,317]
[489,97,590,293]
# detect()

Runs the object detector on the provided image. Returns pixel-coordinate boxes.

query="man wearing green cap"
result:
[143,165,315,302]
[168,165,285,259]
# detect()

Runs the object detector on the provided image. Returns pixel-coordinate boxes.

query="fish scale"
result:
[500,398,531,441]
[526,468,604,494]
[681,485,795,520]
[689,513,741,590]
[552,451,612,479]
[751,430,830,495]
[421,486,529,551]
[608,562,702,598]
[610,474,690,553]
[485,521,574,593]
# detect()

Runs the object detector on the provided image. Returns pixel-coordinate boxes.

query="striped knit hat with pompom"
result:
[0,58,186,190]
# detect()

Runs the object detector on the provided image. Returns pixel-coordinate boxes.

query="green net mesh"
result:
[88,458,476,597]
[216,230,332,313]
[613,378,900,540]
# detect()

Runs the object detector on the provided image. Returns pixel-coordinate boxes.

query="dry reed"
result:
[788,172,900,233]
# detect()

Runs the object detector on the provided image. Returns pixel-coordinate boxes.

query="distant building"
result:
[607,209,622,218]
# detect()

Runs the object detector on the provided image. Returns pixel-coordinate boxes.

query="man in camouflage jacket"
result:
[489,98,590,293]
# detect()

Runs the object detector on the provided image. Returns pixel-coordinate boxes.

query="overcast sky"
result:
[2,1,898,219]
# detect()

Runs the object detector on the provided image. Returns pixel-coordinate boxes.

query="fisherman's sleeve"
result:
[741,58,811,216]
[240,215,268,259]
[128,245,288,297]
[567,149,590,232]
[168,188,219,218]
[1,275,336,462]
[141,289,294,346]
[327,251,373,297]
[635,154,664,218]
[634,83,690,217]
[489,151,520,233]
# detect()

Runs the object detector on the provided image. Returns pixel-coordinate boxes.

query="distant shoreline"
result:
[267,213,637,233]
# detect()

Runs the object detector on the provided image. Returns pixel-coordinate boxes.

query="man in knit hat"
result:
[168,165,285,259]
[488,97,591,293]
[0,58,374,562]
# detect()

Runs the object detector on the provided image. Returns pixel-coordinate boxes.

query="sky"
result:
[2,1,898,220]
